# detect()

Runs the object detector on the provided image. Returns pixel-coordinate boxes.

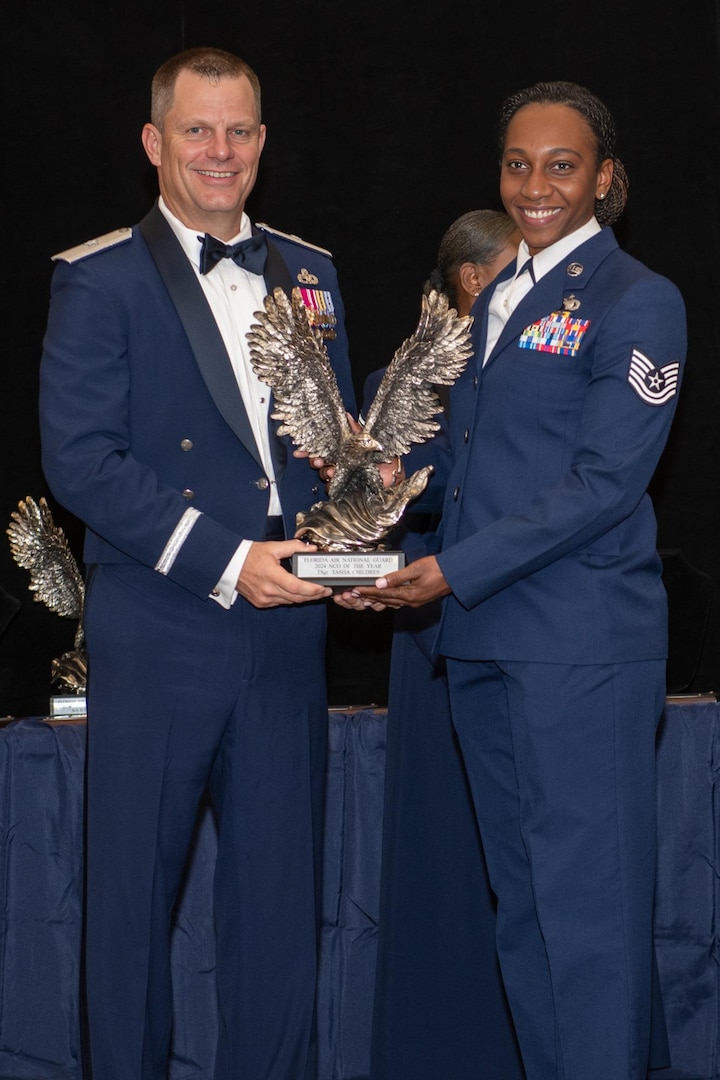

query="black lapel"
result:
[260,234,296,296]
[139,204,262,466]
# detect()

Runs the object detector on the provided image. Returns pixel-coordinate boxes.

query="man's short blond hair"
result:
[151,46,262,129]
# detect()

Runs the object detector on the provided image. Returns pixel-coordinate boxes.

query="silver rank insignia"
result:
[52,226,132,263]
[627,349,680,406]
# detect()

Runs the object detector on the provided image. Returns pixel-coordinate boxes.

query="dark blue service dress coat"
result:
[39,202,355,1080]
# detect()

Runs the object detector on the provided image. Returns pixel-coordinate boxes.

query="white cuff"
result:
[210,540,253,608]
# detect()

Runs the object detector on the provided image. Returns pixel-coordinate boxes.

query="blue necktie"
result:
[198,232,268,276]
[518,256,535,283]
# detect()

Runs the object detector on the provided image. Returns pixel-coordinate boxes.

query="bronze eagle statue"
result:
[7,496,87,692]
[246,286,473,551]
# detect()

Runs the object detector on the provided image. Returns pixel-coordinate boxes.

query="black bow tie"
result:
[198,232,268,276]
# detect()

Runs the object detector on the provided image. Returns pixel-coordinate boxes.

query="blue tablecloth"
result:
[0,703,717,1079]
[653,701,720,1079]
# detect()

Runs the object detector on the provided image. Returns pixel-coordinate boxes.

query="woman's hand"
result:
[334,555,451,610]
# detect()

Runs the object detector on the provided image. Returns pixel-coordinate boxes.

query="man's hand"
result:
[237,540,332,608]
[333,555,451,611]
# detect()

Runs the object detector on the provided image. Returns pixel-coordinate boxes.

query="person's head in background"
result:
[428,210,520,316]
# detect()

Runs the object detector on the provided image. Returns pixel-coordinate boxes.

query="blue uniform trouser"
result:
[83,563,328,1080]
[446,657,665,1080]
[371,620,523,1079]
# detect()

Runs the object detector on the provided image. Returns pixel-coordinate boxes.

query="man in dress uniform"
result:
[39,45,354,1080]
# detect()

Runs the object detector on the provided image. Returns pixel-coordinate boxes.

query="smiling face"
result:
[141,70,266,240]
[500,102,612,256]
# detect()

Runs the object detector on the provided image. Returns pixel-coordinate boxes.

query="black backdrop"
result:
[4,0,720,714]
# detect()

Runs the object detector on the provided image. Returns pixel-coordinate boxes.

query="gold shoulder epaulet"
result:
[255,222,332,257]
[52,227,133,263]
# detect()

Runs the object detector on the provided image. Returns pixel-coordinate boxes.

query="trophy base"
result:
[292,550,405,588]
[49,695,87,719]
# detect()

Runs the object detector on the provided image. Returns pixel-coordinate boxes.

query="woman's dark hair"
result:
[497,81,628,226]
[428,210,517,306]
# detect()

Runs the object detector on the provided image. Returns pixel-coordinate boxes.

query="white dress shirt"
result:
[158,199,278,606]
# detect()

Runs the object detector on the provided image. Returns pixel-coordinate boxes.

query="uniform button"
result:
[180,439,193,451]
[463,429,470,443]
[182,489,194,500]
[453,487,460,500]
[473,375,479,389]
[256,477,269,490]
[211,589,220,597]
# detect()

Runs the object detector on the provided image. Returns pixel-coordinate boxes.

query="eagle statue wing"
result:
[246,287,349,461]
[363,289,473,458]
[7,497,84,620]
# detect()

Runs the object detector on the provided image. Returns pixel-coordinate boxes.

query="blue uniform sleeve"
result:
[40,259,248,596]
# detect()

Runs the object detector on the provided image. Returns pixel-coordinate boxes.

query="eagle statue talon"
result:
[294,466,435,552]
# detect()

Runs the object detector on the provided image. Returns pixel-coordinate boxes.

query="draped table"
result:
[0,702,717,1080]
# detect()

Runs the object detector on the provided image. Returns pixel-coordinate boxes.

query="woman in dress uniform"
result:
[345,82,686,1080]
